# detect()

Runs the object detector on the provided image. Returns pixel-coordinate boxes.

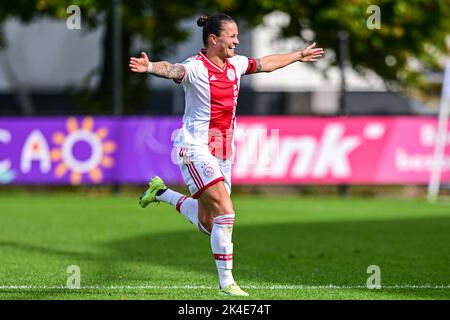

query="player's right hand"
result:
[129,52,150,73]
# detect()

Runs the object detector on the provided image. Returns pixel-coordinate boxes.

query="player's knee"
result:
[200,182,233,214]
[208,196,233,215]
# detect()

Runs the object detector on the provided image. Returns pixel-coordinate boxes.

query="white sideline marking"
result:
[1,284,450,290]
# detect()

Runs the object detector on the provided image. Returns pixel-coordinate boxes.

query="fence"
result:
[0,116,448,185]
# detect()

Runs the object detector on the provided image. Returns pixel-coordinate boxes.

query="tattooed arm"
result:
[254,42,324,73]
[147,61,185,80]
[129,52,184,81]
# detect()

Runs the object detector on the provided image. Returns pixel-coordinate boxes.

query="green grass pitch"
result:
[0,193,449,300]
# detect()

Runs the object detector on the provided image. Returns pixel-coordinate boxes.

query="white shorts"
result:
[177,146,232,199]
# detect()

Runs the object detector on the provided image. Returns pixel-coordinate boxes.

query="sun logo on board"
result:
[50,117,116,185]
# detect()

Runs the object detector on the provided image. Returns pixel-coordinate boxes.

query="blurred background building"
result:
[0,11,440,116]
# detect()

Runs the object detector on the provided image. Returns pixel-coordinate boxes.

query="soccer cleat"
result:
[139,176,168,208]
[219,282,249,297]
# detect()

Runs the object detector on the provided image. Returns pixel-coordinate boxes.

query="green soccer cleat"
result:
[139,176,168,208]
[219,282,249,297]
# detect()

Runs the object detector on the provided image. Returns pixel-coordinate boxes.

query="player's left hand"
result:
[299,42,324,62]
[129,52,151,73]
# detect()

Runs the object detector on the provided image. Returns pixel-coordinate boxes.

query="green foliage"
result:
[0,0,199,114]
[1,0,449,113]
[227,0,450,93]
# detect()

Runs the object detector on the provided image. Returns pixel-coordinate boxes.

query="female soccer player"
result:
[129,13,323,296]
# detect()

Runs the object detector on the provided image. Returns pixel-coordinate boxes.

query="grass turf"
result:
[0,193,449,300]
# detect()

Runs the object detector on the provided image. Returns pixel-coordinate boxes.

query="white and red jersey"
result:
[173,49,257,160]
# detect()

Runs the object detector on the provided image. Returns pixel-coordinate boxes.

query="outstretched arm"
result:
[255,42,324,73]
[129,52,184,81]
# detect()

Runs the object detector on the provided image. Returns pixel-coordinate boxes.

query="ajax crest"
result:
[204,166,215,177]
[227,69,236,81]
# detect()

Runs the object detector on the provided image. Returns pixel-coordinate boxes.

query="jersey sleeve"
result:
[173,58,198,85]
[230,55,258,76]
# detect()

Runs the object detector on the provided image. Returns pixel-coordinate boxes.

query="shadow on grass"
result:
[2,216,450,299]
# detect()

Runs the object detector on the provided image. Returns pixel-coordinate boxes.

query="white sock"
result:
[156,188,182,207]
[157,188,209,235]
[211,214,235,288]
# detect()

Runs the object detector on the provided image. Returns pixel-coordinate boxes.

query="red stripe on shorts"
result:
[190,163,204,187]
[186,164,201,190]
[187,163,203,190]
[192,177,225,199]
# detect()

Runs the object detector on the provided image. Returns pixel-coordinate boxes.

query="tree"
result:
[1,0,449,113]
[0,0,201,114]
[225,0,450,99]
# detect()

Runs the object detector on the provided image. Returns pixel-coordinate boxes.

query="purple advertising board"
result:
[0,116,183,185]
[0,116,449,185]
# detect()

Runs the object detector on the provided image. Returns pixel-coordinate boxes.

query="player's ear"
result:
[209,34,217,46]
